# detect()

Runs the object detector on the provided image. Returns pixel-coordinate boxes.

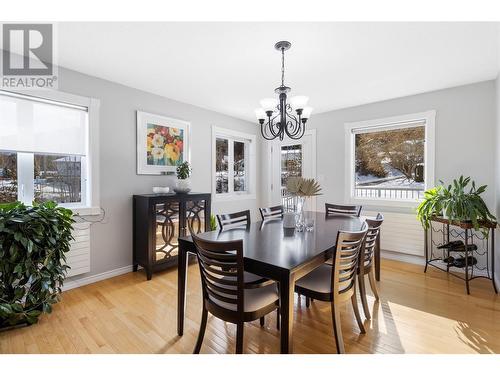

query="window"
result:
[212,127,256,200]
[0,90,100,214]
[345,111,435,206]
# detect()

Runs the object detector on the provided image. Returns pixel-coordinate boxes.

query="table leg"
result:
[375,233,381,281]
[492,229,497,293]
[464,229,470,295]
[177,244,188,336]
[279,271,295,354]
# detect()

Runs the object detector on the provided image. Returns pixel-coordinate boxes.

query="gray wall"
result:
[306,81,497,213]
[57,67,260,279]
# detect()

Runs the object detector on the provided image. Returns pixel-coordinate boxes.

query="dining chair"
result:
[192,234,280,354]
[305,203,362,309]
[259,205,284,221]
[295,227,368,353]
[217,209,251,231]
[358,213,383,320]
[215,209,276,328]
[325,203,362,217]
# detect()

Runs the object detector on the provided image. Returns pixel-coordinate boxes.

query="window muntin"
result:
[0,91,89,207]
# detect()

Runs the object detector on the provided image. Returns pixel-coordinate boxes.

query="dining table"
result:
[177,211,376,354]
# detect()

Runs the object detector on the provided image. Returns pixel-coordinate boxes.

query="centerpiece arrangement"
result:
[417,175,496,235]
[286,177,322,231]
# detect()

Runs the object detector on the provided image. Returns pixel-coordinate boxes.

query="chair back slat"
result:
[259,205,284,221]
[360,213,384,271]
[192,234,244,314]
[217,210,251,231]
[325,203,362,217]
[331,228,367,295]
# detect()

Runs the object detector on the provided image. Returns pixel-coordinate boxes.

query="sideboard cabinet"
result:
[133,192,211,280]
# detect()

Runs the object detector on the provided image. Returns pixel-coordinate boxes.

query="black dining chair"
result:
[192,234,279,354]
[217,210,251,231]
[325,203,362,217]
[358,213,383,320]
[259,205,284,221]
[215,209,277,328]
[295,227,368,353]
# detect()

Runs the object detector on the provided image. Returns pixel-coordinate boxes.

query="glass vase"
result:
[295,196,306,232]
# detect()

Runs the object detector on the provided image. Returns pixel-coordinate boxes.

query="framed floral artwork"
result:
[136,111,190,175]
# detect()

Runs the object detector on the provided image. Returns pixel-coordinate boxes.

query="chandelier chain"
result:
[281,47,285,87]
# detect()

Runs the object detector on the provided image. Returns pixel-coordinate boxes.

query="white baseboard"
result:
[62,265,134,291]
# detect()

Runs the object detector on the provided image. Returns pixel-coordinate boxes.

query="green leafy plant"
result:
[176,161,191,180]
[0,201,75,329]
[417,176,496,234]
[209,214,217,231]
[286,177,322,197]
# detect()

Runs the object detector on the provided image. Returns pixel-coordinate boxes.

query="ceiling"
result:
[53,22,498,121]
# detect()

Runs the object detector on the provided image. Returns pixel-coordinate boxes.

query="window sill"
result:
[213,193,256,202]
[68,206,102,216]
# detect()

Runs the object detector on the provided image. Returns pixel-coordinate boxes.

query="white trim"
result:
[344,110,436,209]
[62,265,133,291]
[211,126,257,201]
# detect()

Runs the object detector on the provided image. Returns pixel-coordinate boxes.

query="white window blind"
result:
[0,91,88,156]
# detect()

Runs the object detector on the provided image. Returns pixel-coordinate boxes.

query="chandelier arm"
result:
[284,120,300,138]
[285,111,299,123]
[288,122,306,140]
[261,121,278,140]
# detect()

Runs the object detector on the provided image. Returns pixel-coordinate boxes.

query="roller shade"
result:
[0,91,88,156]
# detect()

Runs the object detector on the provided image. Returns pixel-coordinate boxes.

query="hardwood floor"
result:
[1,258,499,354]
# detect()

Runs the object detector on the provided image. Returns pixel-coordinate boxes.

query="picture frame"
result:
[136,111,190,175]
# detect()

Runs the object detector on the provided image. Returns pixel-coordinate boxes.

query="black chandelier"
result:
[255,41,312,141]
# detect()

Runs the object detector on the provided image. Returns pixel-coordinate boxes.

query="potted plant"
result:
[417,176,496,234]
[0,201,74,330]
[286,177,322,231]
[174,161,191,194]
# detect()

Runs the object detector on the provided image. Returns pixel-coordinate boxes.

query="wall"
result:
[307,81,497,213]
[57,67,260,280]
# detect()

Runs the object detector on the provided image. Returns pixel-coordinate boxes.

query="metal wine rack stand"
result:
[424,217,497,295]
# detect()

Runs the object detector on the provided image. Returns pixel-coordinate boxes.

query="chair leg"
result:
[368,268,380,300]
[259,317,265,327]
[306,297,310,308]
[276,307,280,330]
[358,273,371,320]
[193,307,208,354]
[331,300,345,354]
[351,286,366,334]
[236,322,244,354]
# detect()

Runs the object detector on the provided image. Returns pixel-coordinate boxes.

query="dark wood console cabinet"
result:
[133,192,211,280]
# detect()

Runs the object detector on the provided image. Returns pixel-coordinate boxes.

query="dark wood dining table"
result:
[177,211,375,354]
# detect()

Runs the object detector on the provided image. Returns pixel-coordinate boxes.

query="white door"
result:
[270,129,316,210]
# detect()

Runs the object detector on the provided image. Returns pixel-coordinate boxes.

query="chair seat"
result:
[296,264,333,295]
[243,271,267,284]
[210,282,279,313]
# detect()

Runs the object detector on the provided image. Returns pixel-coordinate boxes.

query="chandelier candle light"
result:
[255,41,313,141]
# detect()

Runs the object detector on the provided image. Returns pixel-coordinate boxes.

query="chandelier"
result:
[255,41,313,141]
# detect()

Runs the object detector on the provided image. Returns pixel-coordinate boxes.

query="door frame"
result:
[267,129,317,207]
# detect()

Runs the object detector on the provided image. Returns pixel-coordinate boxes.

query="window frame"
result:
[344,110,436,208]
[0,89,100,215]
[211,126,256,201]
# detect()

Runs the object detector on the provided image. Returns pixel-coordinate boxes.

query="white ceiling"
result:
[54,22,498,122]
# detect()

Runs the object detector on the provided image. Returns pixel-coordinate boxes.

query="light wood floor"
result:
[1,259,499,354]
